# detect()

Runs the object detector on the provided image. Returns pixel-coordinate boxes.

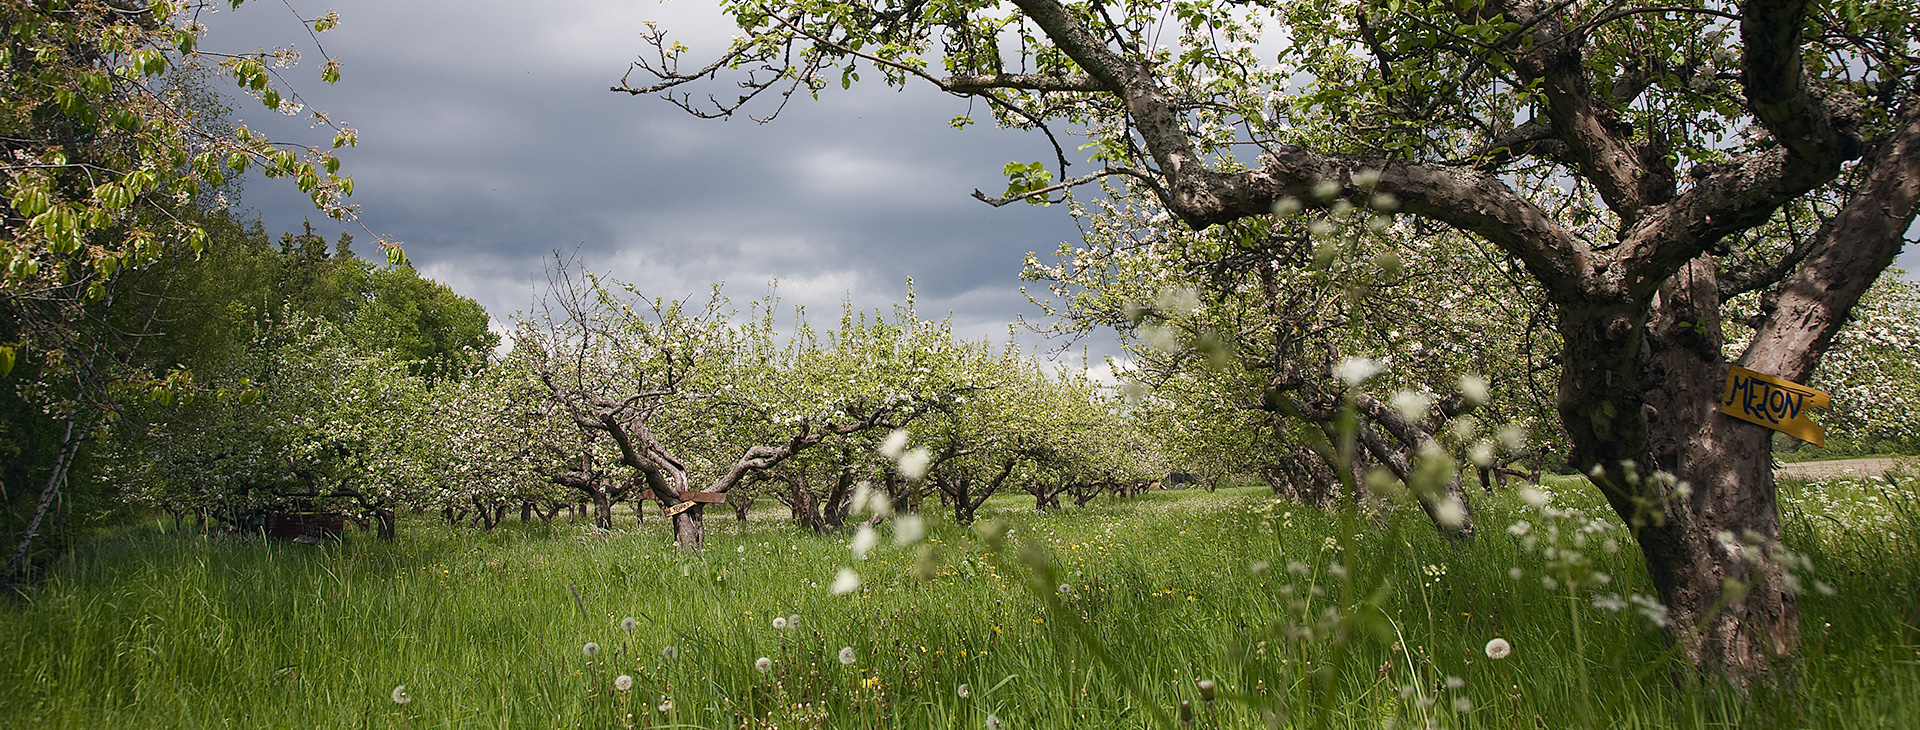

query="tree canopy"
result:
[621,0,1920,685]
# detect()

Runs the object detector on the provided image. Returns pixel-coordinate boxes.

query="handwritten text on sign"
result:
[1719,365,1830,445]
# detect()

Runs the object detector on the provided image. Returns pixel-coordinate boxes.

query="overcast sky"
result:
[201,0,1096,355]
[201,1,1919,360]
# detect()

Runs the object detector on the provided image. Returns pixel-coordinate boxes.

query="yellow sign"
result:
[662,500,697,518]
[1719,365,1829,445]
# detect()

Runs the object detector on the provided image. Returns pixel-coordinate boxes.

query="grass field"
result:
[2,476,1916,729]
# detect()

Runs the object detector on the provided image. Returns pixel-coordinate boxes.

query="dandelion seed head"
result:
[755,657,772,673]
[787,614,800,629]
[1458,374,1489,406]
[1444,676,1465,690]
[894,513,926,546]
[1391,390,1434,422]
[621,616,638,633]
[1334,356,1382,386]
[838,646,857,665]
[772,616,788,630]
[1498,424,1527,451]
[957,683,972,698]
[851,525,879,559]
[582,642,600,658]
[831,568,862,595]
[898,447,932,480]
[614,674,634,691]
[1484,637,1511,659]
[390,685,411,705]
[1453,697,1473,713]
[985,713,1004,730]
[661,645,679,660]
[879,429,910,459]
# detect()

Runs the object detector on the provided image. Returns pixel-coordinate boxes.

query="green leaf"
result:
[0,345,14,378]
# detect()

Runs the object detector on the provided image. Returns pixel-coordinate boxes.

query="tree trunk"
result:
[822,470,855,531]
[591,491,613,531]
[671,504,705,549]
[375,508,396,542]
[5,418,84,582]
[730,490,754,521]
[1559,259,1797,688]
[1637,256,1800,684]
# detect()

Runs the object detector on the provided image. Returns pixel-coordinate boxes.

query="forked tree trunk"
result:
[730,490,754,521]
[671,505,704,549]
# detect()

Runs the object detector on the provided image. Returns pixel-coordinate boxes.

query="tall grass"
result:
[2,479,1915,729]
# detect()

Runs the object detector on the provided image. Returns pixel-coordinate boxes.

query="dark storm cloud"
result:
[200,0,1090,343]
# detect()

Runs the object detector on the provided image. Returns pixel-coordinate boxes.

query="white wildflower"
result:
[879,429,910,459]
[1458,374,1489,406]
[831,568,862,595]
[1391,390,1433,421]
[894,513,926,546]
[1333,356,1383,386]
[1432,496,1466,528]
[898,447,932,481]
[851,524,879,559]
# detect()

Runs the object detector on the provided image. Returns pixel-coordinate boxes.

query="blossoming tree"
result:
[620,0,1920,684]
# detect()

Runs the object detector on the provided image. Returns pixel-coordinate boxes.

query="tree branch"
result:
[1739,102,1920,381]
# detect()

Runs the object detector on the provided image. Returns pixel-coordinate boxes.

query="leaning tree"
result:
[619,0,1920,684]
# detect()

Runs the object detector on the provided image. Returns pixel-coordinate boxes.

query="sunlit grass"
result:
[2,479,1915,729]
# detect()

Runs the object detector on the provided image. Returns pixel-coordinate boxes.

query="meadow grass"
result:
[1,478,1915,729]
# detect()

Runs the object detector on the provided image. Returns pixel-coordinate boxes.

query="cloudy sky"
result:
[201,1,1918,359]
[200,0,1095,353]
